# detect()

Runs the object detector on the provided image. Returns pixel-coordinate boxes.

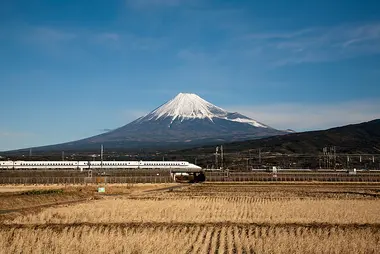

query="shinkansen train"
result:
[0,160,202,171]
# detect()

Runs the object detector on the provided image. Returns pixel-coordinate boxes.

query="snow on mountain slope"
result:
[145,93,226,121]
[138,93,268,128]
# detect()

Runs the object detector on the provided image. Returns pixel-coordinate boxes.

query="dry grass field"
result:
[1,183,380,253]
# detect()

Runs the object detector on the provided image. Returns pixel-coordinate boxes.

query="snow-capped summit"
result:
[138,93,268,128]
[147,93,227,121]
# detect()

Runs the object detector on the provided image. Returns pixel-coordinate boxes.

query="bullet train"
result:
[0,160,202,171]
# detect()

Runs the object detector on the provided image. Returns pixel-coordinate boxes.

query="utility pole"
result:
[29,148,32,158]
[333,146,336,170]
[259,148,261,164]
[215,146,219,169]
[101,144,104,169]
[221,145,224,170]
[62,151,64,161]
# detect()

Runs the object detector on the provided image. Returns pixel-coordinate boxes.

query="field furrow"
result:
[1,183,380,253]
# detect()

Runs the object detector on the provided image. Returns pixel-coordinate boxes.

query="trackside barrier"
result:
[0,176,173,185]
[203,172,380,182]
[1,172,380,184]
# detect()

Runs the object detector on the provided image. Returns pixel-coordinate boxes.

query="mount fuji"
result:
[13,93,289,152]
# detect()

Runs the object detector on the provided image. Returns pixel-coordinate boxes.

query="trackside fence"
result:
[0,176,173,185]
[205,171,380,182]
[1,171,380,184]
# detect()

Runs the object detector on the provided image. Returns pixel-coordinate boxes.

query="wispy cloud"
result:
[244,29,313,40]
[12,25,166,55]
[15,26,83,58]
[228,100,380,131]
[126,0,190,8]
[28,27,77,44]
[120,109,150,122]
[127,34,167,51]
[0,131,37,151]
[177,49,210,62]
[99,128,113,133]
[92,32,121,50]
[96,33,120,42]
[91,32,167,51]
[242,22,380,66]
[0,130,34,138]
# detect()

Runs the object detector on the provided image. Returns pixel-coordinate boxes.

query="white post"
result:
[101,144,104,169]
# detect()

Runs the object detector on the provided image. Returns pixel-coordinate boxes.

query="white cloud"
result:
[92,32,121,50]
[14,26,84,58]
[239,22,380,66]
[121,109,150,122]
[93,32,167,51]
[169,22,380,69]
[227,100,380,131]
[29,27,77,44]
[126,0,190,8]
[177,49,210,62]
[0,131,37,151]
[96,33,120,42]
[0,130,34,138]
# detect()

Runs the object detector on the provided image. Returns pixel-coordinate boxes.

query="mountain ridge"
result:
[180,119,380,155]
[3,93,286,153]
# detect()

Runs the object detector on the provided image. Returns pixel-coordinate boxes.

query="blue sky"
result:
[1,0,380,151]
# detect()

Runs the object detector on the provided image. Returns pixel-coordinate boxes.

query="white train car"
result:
[86,161,139,169]
[12,161,80,170]
[0,160,201,171]
[85,161,199,170]
[0,161,13,169]
[140,161,192,169]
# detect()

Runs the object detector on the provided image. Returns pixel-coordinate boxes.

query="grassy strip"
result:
[21,189,64,195]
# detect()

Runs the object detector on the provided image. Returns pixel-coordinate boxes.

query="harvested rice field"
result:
[1,183,380,253]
